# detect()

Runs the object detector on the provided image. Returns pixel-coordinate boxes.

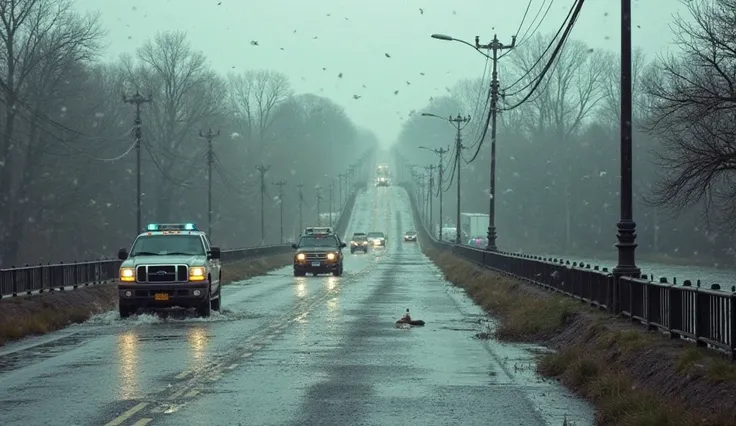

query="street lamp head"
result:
[431,33,454,41]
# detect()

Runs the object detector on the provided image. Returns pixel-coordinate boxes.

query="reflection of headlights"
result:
[326,253,336,260]
[362,242,367,245]
[120,267,135,282]
[296,253,306,261]
[189,266,206,281]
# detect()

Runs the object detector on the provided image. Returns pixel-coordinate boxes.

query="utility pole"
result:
[450,113,471,244]
[476,34,516,251]
[273,180,287,243]
[613,0,641,278]
[199,128,220,238]
[338,173,344,212]
[329,180,334,227]
[316,187,324,226]
[420,146,449,240]
[255,163,270,244]
[297,183,304,235]
[123,91,152,233]
[424,164,435,232]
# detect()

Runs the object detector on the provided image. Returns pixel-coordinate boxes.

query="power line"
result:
[503,0,584,111]
[514,0,556,50]
[503,0,577,93]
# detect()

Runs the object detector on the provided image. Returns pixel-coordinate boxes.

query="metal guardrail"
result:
[0,186,363,300]
[404,183,736,360]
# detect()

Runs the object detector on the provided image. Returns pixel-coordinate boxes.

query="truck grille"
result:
[135,265,189,283]
[305,253,328,260]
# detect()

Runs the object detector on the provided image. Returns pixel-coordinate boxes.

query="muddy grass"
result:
[424,246,736,426]
[0,253,292,347]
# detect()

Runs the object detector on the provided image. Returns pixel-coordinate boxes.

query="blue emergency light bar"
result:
[146,223,197,231]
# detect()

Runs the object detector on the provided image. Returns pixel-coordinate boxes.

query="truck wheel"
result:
[197,294,212,317]
[210,286,221,311]
[119,304,134,319]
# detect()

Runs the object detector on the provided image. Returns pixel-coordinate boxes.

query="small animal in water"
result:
[396,308,425,326]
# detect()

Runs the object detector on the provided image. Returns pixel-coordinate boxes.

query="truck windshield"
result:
[298,236,338,248]
[130,235,205,256]
[367,233,384,238]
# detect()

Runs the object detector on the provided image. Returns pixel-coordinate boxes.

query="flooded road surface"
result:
[0,186,594,426]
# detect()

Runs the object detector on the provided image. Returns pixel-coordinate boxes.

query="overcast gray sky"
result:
[73,0,688,147]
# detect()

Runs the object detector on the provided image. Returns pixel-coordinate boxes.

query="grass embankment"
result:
[0,253,292,346]
[424,246,736,425]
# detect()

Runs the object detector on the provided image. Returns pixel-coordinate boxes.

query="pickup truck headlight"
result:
[326,252,336,260]
[296,253,306,261]
[189,266,206,281]
[120,267,135,282]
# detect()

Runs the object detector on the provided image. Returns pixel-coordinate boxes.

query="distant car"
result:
[367,231,386,247]
[403,231,417,242]
[467,236,487,248]
[350,234,369,253]
[292,232,346,277]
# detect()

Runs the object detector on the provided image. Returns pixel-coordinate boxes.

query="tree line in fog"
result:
[0,0,377,267]
[397,1,736,266]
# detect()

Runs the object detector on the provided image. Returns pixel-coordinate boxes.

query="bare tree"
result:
[123,31,226,220]
[598,47,648,128]
[503,34,607,249]
[0,0,103,265]
[642,0,736,229]
[227,69,292,158]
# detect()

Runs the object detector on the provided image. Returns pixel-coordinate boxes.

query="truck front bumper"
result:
[118,281,210,308]
[294,260,340,273]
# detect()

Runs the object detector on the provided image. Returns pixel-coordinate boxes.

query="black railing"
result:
[0,185,365,300]
[404,183,736,360]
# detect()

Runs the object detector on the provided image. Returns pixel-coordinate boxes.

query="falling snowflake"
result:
[95,112,105,118]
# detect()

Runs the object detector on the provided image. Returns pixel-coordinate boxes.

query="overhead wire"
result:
[0,80,122,141]
[503,0,575,92]
[142,138,206,188]
[3,100,138,161]
[503,0,584,111]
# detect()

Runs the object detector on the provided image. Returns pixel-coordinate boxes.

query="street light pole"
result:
[613,0,641,278]
[475,34,516,251]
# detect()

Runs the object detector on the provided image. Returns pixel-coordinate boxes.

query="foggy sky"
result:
[72,0,688,147]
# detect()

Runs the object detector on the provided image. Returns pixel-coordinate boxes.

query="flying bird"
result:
[419,8,424,14]
[394,90,399,95]
[353,95,361,99]
[250,40,259,46]
[385,53,391,58]
[338,72,343,78]
[420,72,425,75]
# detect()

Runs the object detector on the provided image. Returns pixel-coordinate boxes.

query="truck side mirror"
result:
[117,248,128,260]
[340,242,347,248]
[208,247,221,259]
[291,244,298,249]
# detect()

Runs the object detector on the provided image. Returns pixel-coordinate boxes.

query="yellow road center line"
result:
[241,352,253,359]
[131,418,153,426]
[226,363,239,370]
[185,390,200,398]
[167,388,187,400]
[174,371,190,380]
[104,402,149,426]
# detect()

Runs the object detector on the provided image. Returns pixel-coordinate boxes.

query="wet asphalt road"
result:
[0,186,594,426]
